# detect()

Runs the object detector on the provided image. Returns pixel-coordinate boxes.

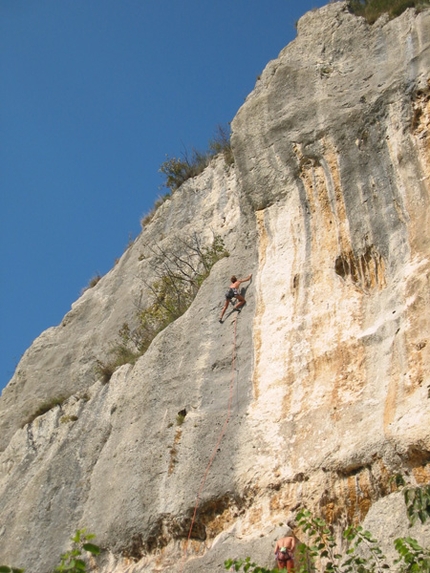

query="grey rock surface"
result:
[1,3,430,572]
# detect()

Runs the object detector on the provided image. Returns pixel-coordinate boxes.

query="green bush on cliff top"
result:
[159,124,233,192]
[349,0,430,24]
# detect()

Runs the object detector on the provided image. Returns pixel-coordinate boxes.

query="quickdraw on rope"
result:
[179,314,239,572]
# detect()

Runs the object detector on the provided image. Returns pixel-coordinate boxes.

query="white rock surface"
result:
[1,3,430,572]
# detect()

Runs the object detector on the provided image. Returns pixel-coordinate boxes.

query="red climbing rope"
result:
[180,314,239,569]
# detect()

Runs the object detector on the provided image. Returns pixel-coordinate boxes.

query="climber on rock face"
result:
[219,273,252,323]
[274,531,296,571]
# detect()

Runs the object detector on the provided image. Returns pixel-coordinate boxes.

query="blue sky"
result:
[1,0,327,393]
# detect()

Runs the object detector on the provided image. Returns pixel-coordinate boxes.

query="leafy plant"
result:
[0,530,100,573]
[404,484,430,526]
[341,524,389,573]
[225,557,275,573]
[295,508,348,573]
[226,485,430,573]
[394,537,430,572]
[294,504,430,573]
[349,0,430,24]
[54,529,100,573]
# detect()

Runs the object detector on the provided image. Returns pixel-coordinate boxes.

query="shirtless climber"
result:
[219,274,252,323]
[274,531,296,571]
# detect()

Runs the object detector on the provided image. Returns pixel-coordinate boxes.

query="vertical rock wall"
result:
[231,0,430,539]
[1,3,430,572]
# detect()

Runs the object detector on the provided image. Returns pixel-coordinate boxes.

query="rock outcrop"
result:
[1,3,430,571]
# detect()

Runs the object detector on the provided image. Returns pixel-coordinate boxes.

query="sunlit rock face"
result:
[1,3,430,572]
[232,0,430,513]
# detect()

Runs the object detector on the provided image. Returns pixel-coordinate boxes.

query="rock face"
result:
[1,3,430,571]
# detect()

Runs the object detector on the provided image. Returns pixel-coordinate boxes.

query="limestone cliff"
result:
[1,3,430,571]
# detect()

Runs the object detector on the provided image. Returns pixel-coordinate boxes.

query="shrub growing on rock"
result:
[21,394,70,427]
[0,530,100,573]
[225,484,430,573]
[96,233,229,382]
[159,124,233,191]
[349,0,430,24]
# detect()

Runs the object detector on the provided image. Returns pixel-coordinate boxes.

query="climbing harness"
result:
[180,313,239,570]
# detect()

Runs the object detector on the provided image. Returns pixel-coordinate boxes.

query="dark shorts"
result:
[225,288,239,299]
[277,551,292,564]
